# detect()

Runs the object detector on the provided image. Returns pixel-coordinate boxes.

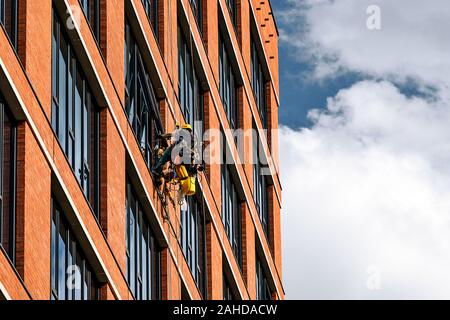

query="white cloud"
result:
[279,0,450,87]
[277,0,450,299]
[281,81,450,299]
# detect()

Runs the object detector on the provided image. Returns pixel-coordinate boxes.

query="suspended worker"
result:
[152,123,204,178]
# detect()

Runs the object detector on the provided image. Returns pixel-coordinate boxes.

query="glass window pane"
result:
[67,239,74,300]
[141,224,148,300]
[68,63,75,167]
[51,198,98,300]
[51,13,99,212]
[83,267,90,300]
[51,209,57,291]
[1,0,18,48]
[58,33,67,149]
[125,20,162,168]
[75,252,83,300]
[179,30,185,111]
[57,221,66,300]
[52,13,58,100]
[129,199,136,295]
[74,70,82,185]
[126,181,161,300]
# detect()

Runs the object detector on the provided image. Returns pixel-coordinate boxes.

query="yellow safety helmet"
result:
[181,124,193,132]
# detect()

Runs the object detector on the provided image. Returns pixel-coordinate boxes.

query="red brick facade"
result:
[0,0,282,300]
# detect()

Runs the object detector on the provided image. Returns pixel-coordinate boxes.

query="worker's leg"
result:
[153,145,174,175]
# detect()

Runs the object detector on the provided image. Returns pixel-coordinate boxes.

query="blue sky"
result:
[272,1,432,129]
[271,1,359,129]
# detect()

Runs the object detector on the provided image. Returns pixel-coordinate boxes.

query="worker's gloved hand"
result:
[197,164,205,172]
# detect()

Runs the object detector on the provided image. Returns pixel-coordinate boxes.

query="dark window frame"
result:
[225,0,237,29]
[141,0,159,41]
[256,255,271,300]
[250,37,267,129]
[52,9,101,220]
[0,0,18,50]
[223,273,236,300]
[253,124,269,239]
[188,0,202,36]
[178,24,205,132]
[180,193,206,297]
[0,94,17,265]
[221,142,242,268]
[219,33,239,130]
[126,179,162,300]
[125,18,164,169]
[50,196,99,300]
[79,0,101,43]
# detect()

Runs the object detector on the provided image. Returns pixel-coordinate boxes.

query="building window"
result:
[0,95,16,265]
[253,126,269,238]
[180,195,206,296]
[250,38,267,128]
[189,0,202,34]
[51,197,99,300]
[221,146,242,267]
[79,0,100,43]
[223,275,235,300]
[142,0,158,39]
[219,34,238,130]
[125,19,163,168]
[256,256,271,300]
[126,180,161,300]
[0,0,18,49]
[225,0,237,28]
[52,10,101,218]
[178,25,204,131]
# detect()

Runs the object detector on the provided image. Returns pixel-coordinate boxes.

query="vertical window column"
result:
[51,197,99,300]
[0,0,18,49]
[225,0,238,28]
[126,180,162,300]
[52,10,101,218]
[79,0,100,42]
[180,195,206,296]
[0,95,16,265]
[189,0,202,34]
[221,143,242,267]
[141,0,159,39]
[253,125,269,238]
[251,38,267,128]
[219,34,238,130]
[178,25,204,129]
[125,19,163,168]
[256,255,271,300]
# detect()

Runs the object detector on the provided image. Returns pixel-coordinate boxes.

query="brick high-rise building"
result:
[0,0,282,300]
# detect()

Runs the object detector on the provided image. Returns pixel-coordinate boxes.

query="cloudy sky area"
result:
[273,0,450,299]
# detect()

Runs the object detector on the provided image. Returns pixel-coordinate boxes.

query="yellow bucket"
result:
[175,165,196,196]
